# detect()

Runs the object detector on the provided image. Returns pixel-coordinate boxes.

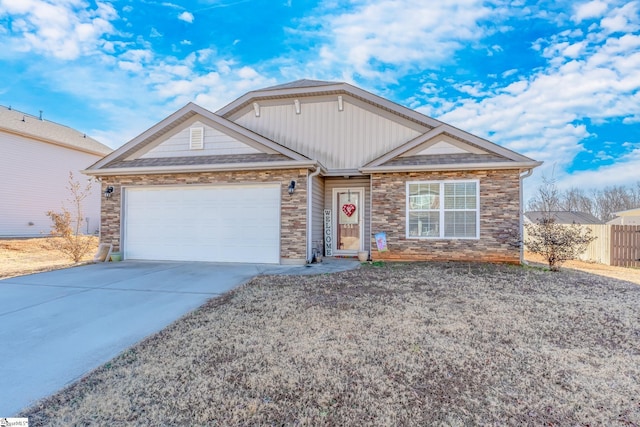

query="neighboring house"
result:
[0,106,112,237]
[85,80,541,264]
[524,211,603,225]
[607,208,640,225]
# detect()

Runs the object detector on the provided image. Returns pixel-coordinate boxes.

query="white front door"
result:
[332,187,364,255]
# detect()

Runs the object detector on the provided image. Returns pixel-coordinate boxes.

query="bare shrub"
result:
[46,172,95,263]
[526,176,597,271]
[525,217,596,271]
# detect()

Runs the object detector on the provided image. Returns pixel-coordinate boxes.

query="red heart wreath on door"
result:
[342,203,356,217]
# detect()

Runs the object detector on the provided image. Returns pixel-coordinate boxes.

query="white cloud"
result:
[600,1,640,34]
[0,0,118,60]
[433,2,639,178]
[573,0,608,22]
[297,0,493,81]
[178,11,194,23]
[559,147,640,190]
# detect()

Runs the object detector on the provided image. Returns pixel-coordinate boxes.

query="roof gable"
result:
[228,93,429,171]
[217,81,442,129]
[361,124,541,172]
[86,103,313,175]
[130,119,265,160]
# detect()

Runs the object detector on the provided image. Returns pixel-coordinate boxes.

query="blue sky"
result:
[0,0,639,197]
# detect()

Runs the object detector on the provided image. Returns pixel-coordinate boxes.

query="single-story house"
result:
[0,106,112,237]
[607,208,640,225]
[524,211,603,225]
[85,80,541,264]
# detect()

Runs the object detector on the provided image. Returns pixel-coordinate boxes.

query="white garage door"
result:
[124,185,280,263]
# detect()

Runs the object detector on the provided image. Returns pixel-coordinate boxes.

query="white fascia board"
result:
[359,161,543,174]
[82,161,319,176]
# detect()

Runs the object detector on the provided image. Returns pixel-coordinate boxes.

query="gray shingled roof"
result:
[0,105,112,156]
[260,79,337,91]
[105,153,291,169]
[382,153,510,167]
[525,211,603,224]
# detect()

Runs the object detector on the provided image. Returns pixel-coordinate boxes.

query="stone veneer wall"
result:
[370,169,521,264]
[100,169,308,262]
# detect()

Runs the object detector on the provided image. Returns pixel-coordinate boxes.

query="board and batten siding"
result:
[0,131,103,236]
[324,177,371,254]
[233,95,427,170]
[141,120,261,159]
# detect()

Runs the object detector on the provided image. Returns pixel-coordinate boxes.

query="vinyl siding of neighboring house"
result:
[0,132,104,236]
[608,208,640,225]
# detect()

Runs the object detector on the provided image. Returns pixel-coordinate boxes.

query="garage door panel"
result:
[124,185,280,263]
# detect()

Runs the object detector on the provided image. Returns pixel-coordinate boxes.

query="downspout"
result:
[519,168,533,264]
[307,165,322,263]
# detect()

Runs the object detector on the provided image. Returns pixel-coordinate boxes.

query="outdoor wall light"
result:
[288,180,296,195]
[104,186,114,198]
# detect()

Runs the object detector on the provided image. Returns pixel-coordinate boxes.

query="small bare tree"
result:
[46,172,95,262]
[525,176,596,271]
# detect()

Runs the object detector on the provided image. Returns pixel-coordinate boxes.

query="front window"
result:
[407,180,479,239]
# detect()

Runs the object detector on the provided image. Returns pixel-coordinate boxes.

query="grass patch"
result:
[0,237,99,279]
[21,262,640,426]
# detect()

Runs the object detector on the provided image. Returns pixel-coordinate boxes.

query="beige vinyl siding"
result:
[311,173,325,257]
[0,131,103,236]
[324,177,371,253]
[141,121,261,159]
[234,95,426,170]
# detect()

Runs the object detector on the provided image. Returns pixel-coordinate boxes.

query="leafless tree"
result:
[559,187,595,216]
[592,185,637,222]
[46,172,95,263]
[528,179,640,222]
[526,175,561,214]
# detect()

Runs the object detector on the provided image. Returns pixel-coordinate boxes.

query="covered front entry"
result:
[123,184,281,263]
[332,187,365,255]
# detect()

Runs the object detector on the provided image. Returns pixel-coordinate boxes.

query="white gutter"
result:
[360,161,543,174]
[82,161,318,176]
[307,166,322,263]
[519,168,534,264]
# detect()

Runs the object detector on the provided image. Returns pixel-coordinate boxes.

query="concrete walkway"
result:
[0,259,359,416]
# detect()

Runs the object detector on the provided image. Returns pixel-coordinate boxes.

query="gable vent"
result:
[190,127,204,150]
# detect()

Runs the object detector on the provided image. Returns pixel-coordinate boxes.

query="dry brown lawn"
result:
[20,262,640,426]
[0,237,99,279]
[525,251,640,285]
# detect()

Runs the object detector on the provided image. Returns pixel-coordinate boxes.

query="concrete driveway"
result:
[0,261,269,416]
[0,258,360,416]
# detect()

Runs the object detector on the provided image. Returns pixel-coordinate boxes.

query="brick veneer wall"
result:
[100,169,308,262]
[370,170,522,264]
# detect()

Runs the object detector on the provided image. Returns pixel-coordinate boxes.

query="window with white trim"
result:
[407,180,479,239]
